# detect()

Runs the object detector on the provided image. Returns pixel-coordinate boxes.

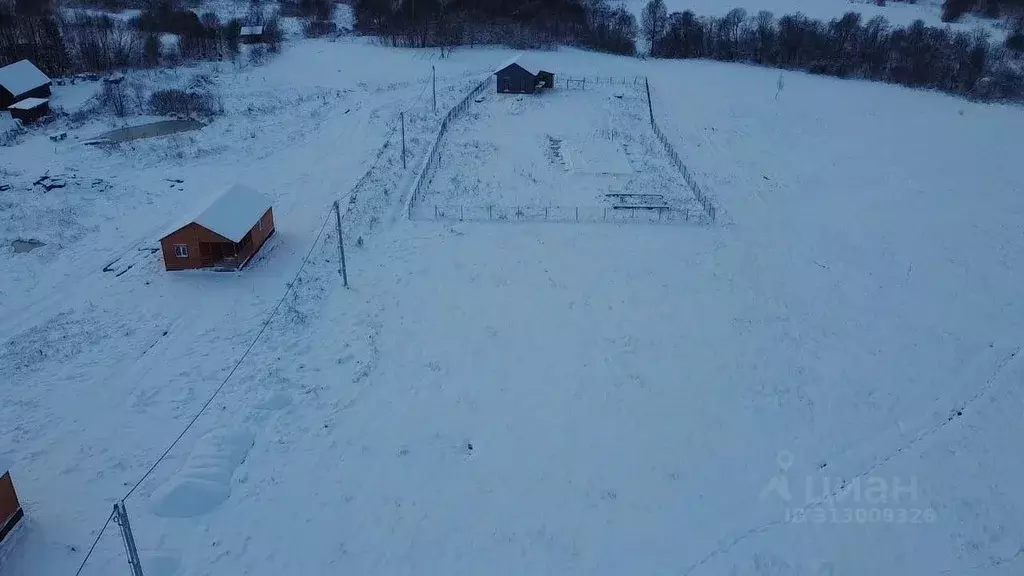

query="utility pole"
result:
[645,76,654,127]
[400,111,406,169]
[333,201,349,288]
[432,65,436,113]
[113,502,145,576]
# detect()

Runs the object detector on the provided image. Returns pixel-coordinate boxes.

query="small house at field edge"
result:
[160,184,275,271]
[494,56,555,94]
[0,60,51,110]
[8,97,49,123]
[239,25,265,43]
[0,458,23,545]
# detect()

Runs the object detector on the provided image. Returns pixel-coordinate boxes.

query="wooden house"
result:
[160,184,275,271]
[0,60,51,110]
[0,459,23,544]
[7,97,49,123]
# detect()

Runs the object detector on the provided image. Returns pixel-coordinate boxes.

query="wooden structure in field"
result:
[160,184,275,271]
[7,97,49,123]
[494,56,555,95]
[0,460,23,544]
[0,60,51,110]
[239,25,265,44]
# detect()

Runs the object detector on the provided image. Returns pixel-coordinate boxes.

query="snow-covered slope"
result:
[2,41,1024,576]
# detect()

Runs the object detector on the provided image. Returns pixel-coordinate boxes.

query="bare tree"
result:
[641,0,667,53]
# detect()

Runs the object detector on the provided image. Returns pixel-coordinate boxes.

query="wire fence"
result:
[646,80,717,223]
[73,70,450,576]
[411,203,708,225]
[562,75,646,89]
[406,73,492,219]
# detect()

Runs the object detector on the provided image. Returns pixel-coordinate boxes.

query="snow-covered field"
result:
[2,36,1024,576]
[419,82,699,217]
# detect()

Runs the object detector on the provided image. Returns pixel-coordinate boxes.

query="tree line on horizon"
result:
[351,0,637,55]
[641,0,1023,101]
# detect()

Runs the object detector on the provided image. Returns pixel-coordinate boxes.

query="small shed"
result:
[494,56,555,95]
[0,60,52,109]
[7,97,49,124]
[0,459,23,544]
[160,184,275,271]
[240,25,265,44]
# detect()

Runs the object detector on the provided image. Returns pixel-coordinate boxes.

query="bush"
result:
[263,13,284,52]
[99,82,133,116]
[303,18,338,37]
[941,0,972,22]
[223,19,243,58]
[149,88,222,117]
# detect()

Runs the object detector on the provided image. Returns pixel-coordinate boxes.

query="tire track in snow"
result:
[680,342,1024,575]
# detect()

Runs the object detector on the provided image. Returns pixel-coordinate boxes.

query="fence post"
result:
[460,205,464,221]
[645,77,654,127]
[400,112,406,170]
[333,201,349,288]
[113,502,145,576]
[575,206,579,222]
[432,65,436,113]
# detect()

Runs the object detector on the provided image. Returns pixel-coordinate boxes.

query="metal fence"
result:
[406,73,492,219]
[645,79,718,224]
[562,75,646,89]
[411,203,708,225]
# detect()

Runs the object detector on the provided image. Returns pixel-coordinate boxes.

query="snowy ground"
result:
[419,82,698,217]
[2,40,1024,576]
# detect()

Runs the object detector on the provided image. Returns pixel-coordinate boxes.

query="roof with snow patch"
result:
[240,25,264,36]
[166,184,272,243]
[8,97,48,110]
[0,60,51,99]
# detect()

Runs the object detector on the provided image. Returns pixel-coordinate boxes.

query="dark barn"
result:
[495,57,555,95]
[0,60,51,110]
[160,184,276,271]
[7,98,49,123]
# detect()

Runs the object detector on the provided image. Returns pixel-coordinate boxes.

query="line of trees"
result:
[642,1,1022,101]
[352,0,637,55]
[0,0,282,76]
[942,0,1024,20]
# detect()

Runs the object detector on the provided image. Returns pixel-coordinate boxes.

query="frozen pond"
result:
[89,119,204,143]
[12,239,45,253]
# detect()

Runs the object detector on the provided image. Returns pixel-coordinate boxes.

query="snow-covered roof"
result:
[0,60,51,99]
[0,456,9,475]
[240,25,264,36]
[494,54,552,76]
[165,184,271,243]
[8,97,48,110]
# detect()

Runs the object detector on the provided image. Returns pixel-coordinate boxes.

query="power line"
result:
[122,207,335,501]
[73,509,115,576]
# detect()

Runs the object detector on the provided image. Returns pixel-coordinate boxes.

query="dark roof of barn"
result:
[494,55,552,77]
[0,60,51,99]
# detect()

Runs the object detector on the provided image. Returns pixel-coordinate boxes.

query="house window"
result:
[174,244,189,258]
